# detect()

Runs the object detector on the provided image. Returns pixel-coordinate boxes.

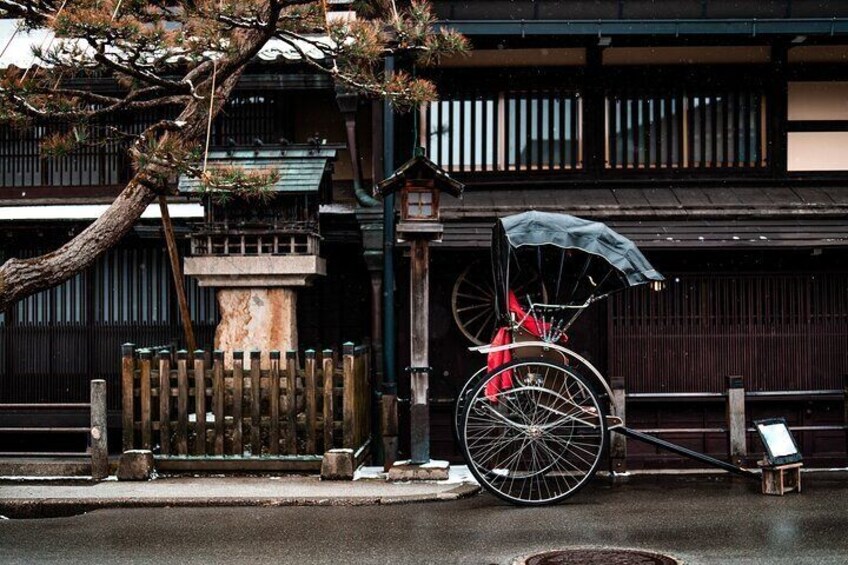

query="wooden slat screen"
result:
[609,273,848,393]
[3,244,218,408]
[605,90,767,169]
[0,91,290,188]
[425,90,582,172]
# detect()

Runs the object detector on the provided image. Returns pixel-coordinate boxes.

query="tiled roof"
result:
[0,19,337,69]
[437,185,848,249]
[178,148,336,194]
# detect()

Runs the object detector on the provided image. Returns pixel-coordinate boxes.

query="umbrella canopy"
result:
[492,211,664,320]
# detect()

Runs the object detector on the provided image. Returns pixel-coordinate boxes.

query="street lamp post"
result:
[377,152,463,467]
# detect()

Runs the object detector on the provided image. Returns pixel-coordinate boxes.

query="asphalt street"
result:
[1,473,846,565]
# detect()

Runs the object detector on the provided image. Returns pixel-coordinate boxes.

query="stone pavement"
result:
[0,466,480,518]
[1,471,847,564]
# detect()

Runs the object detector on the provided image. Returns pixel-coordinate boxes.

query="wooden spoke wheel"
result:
[451,261,499,345]
[451,260,548,346]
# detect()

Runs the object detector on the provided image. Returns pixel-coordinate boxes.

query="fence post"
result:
[90,379,109,480]
[232,351,244,455]
[158,350,171,456]
[194,350,207,456]
[139,349,153,450]
[249,350,261,455]
[285,350,298,455]
[726,375,747,466]
[609,376,627,474]
[322,349,335,452]
[305,349,318,454]
[342,343,355,448]
[176,350,189,455]
[212,350,225,455]
[269,351,281,455]
[121,343,135,452]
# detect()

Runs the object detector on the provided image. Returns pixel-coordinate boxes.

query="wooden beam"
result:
[158,196,196,353]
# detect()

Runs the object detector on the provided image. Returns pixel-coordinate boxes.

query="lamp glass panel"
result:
[757,422,797,458]
[408,190,435,219]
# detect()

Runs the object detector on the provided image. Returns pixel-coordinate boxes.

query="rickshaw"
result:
[455,211,665,505]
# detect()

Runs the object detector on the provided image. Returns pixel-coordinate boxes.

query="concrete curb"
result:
[0,483,480,519]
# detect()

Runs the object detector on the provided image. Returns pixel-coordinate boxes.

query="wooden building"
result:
[393,0,848,468]
[2,1,848,469]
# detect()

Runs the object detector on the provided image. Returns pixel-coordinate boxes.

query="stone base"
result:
[117,450,155,481]
[320,448,355,481]
[387,460,450,481]
[216,288,297,369]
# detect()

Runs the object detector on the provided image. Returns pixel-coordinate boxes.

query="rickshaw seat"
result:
[510,327,569,364]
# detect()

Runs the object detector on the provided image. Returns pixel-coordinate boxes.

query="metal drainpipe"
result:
[380,56,399,468]
[353,177,380,208]
[336,86,380,208]
[382,55,397,398]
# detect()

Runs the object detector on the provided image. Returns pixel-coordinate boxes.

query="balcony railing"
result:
[190,226,321,257]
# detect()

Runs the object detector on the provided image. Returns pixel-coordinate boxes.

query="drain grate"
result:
[520,548,679,565]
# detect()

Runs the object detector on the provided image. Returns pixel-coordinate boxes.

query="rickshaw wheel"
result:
[454,357,608,447]
[451,261,549,346]
[460,358,607,506]
[452,366,488,446]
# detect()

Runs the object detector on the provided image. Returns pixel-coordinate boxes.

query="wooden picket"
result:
[121,344,371,471]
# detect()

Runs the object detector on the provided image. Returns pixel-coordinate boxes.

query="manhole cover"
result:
[520,548,679,565]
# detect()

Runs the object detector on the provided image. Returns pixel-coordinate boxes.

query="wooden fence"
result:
[121,343,371,471]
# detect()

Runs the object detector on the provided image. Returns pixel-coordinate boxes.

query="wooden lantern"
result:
[401,179,439,221]
[377,153,463,241]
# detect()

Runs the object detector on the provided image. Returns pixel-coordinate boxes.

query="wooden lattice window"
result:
[605,89,767,169]
[423,90,582,172]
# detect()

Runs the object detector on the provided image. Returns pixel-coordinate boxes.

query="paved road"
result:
[1,473,846,564]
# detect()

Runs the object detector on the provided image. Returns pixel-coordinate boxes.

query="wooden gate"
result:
[121,343,371,471]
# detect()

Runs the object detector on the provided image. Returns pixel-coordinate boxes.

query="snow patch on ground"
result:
[353,464,478,486]
[0,476,98,481]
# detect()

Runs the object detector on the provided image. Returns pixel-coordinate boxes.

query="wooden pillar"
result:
[409,238,430,464]
[90,379,109,480]
[609,376,626,474]
[726,375,747,466]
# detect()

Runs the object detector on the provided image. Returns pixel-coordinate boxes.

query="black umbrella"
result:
[492,211,664,324]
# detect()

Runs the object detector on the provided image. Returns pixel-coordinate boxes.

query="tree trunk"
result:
[0,72,243,312]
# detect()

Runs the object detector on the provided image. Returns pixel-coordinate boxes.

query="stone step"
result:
[0,457,92,477]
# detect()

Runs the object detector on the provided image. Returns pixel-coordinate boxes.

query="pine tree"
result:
[0,0,467,309]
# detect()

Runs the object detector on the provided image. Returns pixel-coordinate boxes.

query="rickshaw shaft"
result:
[614,426,759,479]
